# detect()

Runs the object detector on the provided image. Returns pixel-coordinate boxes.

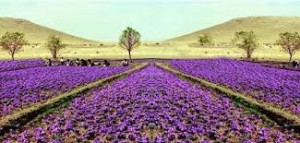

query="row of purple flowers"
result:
[170,58,300,115]
[0,65,129,117]
[2,65,299,142]
[0,59,45,72]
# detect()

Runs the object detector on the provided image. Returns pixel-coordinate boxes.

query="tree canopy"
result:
[198,34,213,46]
[276,32,300,66]
[119,27,141,62]
[46,35,66,59]
[233,31,259,59]
[0,32,27,60]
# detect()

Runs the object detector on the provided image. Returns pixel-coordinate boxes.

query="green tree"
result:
[119,27,141,63]
[198,34,213,46]
[233,31,259,59]
[0,32,27,60]
[46,35,66,59]
[276,32,300,66]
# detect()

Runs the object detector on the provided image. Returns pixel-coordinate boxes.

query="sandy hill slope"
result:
[168,16,300,44]
[0,17,99,45]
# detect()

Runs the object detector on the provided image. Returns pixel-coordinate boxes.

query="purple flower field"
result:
[0,59,45,72]
[170,59,300,115]
[2,65,299,142]
[0,66,128,117]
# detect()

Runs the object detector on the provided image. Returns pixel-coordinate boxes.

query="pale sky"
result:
[1,0,300,41]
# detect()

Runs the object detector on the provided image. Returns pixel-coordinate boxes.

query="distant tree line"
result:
[196,31,300,67]
[0,27,142,62]
[0,32,67,60]
[0,29,299,66]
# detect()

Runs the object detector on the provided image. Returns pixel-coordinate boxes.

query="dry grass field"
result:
[0,43,299,61]
[1,17,300,61]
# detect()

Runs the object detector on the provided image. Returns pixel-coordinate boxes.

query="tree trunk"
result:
[52,50,57,60]
[11,53,15,60]
[289,53,293,68]
[128,50,133,63]
[10,49,15,60]
[247,52,251,60]
[246,48,251,60]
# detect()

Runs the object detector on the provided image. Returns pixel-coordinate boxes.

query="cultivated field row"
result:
[0,60,299,142]
[1,64,299,142]
[0,63,148,136]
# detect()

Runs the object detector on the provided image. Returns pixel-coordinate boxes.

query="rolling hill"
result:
[0,17,98,45]
[168,16,300,44]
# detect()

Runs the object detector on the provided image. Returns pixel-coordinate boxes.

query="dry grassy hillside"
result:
[169,17,300,44]
[0,17,300,61]
[0,17,99,45]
